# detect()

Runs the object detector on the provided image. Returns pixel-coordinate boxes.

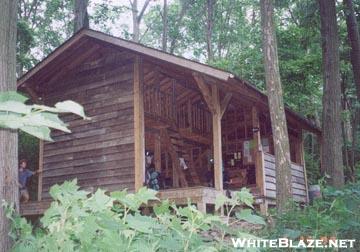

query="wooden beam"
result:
[37,140,44,201]
[220,93,232,118]
[193,73,216,114]
[212,85,223,191]
[252,106,265,196]
[134,56,145,191]
[187,100,192,132]
[299,131,309,203]
[154,133,161,172]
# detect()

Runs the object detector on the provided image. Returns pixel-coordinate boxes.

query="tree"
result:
[205,0,215,61]
[0,0,18,250]
[260,0,293,212]
[74,0,89,32]
[130,0,151,42]
[17,0,76,74]
[319,0,344,187]
[344,0,360,181]
[162,0,168,51]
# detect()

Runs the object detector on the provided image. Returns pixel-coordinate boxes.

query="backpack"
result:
[146,168,160,191]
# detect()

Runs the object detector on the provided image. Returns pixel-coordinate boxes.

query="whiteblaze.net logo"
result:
[231,238,356,249]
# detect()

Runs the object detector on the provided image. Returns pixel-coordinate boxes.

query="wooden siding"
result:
[40,59,135,199]
[263,153,307,202]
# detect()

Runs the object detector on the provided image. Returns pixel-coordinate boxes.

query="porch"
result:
[20,150,308,216]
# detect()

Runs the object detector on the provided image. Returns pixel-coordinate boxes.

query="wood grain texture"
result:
[133,56,146,190]
[40,56,135,200]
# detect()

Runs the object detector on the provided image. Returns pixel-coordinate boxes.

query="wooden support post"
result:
[193,73,224,191]
[187,99,192,131]
[197,201,207,213]
[154,133,161,172]
[37,140,44,201]
[260,199,268,215]
[134,56,145,191]
[252,106,265,196]
[299,131,310,203]
[212,86,223,191]
[165,152,169,177]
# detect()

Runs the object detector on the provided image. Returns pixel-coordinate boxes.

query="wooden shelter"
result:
[17,29,321,216]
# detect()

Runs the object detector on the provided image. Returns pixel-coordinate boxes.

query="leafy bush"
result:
[266,182,360,251]
[4,181,265,251]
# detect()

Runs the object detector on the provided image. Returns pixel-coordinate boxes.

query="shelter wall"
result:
[40,55,136,199]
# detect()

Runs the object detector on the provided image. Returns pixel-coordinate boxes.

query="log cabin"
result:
[17,29,321,216]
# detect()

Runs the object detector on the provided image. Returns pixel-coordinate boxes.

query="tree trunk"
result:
[344,0,360,100]
[205,0,215,61]
[350,109,359,181]
[344,0,360,182]
[341,76,351,178]
[0,0,18,251]
[74,0,89,33]
[260,0,293,213]
[131,0,151,43]
[319,0,344,187]
[132,0,140,42]
[162,0,168,51]
[169,0,192,54]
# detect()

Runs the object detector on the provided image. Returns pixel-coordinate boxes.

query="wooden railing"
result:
[177,102,212,136]
[144,86,176,123]
[263,153,308,202]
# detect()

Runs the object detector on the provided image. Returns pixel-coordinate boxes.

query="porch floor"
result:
[20,186,264,216]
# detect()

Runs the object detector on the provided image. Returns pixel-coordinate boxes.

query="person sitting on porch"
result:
[18,159,41,203]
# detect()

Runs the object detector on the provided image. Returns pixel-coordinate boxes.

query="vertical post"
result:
[299,131,310,203]
[187,100,192,130]
[37,140,44,201]
[154,133,161,172]
[212,86,223,191]
[252,106,265,196]
[134,56,145,191]
[319,134,323,175]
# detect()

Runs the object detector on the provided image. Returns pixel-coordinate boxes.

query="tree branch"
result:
[137,0,151,22]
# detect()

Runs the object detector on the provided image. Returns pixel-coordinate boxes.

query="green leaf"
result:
[85,189,114,212]
[0,101,32,114]
[0,91,28,103]
[0,113,24,129]
[20,126,53,141]
[23,113,70,133]
[154,200,171,216]
[235,188,254,208]
[126,214,157,233]
[135,187,159,204]
[235,209,266,225]
[55,100,90,119]
[215,194,229,211]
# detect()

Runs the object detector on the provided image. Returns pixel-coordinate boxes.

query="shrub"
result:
[4,180,265,251]
[266,182,360,251]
